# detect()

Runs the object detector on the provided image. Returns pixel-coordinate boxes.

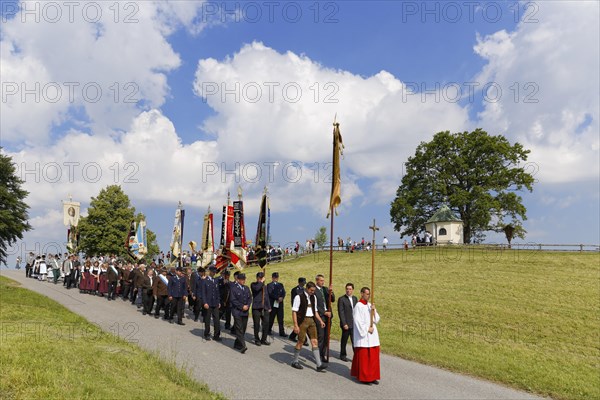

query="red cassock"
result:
[350,346,380,382]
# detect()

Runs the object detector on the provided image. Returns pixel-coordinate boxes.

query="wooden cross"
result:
[368,219,379,327]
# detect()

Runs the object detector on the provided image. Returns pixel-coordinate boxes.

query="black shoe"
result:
[229,329,236,334]
[316,364,328,372]
[340,356,349,362]
[372,380,379,385]
[303,340,309,347]
[321,357,328,363]
[291,337,298,343]
[254,340,262,346]
[177,322,185,326]
[142,311,147,315]
[155,315,159,319]
[260,340,270,346]
[225,325,231,330]
[204,336,212,341]
[291,362,303,370]
[240,347,247,354]
[279,333,288,338]
[214,336,222,342]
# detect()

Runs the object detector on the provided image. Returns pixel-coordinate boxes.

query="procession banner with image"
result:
[63,201,81,227]
[170,208,183,263]
[132,219,147,260]
[201,209,215,268]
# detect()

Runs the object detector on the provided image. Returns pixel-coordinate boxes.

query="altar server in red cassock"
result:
[350,287,380,385]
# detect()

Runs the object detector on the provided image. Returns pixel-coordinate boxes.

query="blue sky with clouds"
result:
[1,1,598,264]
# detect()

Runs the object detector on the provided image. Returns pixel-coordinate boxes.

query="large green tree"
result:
[0,150,31,264]
[78,185,159,259]
[390,129,535,244]
[78,185,135,257]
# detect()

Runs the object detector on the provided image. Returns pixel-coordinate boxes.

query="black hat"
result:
[298,277,306,284]
[176,266,183,272]
[256,271,265,279]
[222,270,230,276]
[208,266,218,273]
[272,272,279,278]
[237,273,246,280]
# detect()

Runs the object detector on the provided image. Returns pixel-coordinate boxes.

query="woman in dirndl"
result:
[98,263,109,296]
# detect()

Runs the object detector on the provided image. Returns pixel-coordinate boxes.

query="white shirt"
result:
[292,291,314,317]
[352,301,380,348]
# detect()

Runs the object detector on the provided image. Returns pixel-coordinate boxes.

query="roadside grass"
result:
[0,275,225,400]
[269,248,600,400]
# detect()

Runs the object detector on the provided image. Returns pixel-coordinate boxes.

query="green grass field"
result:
[0,275,224,400]
[270,248,599,400]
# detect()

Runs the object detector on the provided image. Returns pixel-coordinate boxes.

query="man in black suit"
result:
[337,282,358,362]
[267,272,286,337]
[314,274,335,363]
[288,277,306,342]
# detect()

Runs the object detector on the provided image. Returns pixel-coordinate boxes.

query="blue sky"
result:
[1,1,598,264]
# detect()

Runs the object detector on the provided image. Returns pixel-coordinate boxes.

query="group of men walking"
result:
[25,254,381,384]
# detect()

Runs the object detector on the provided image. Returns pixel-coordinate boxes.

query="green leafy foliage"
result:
[314,226,328,249]
[78,185,135,257]
[0,150,31,264]
[390,129,535,243]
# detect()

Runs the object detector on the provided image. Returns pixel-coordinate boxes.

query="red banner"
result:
[226,205,234,248]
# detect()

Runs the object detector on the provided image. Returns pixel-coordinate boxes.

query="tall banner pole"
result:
[326,204,334,362]
[326,116,342,363]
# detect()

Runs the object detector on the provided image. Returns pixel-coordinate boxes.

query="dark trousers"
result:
[52,269,60,283]
[220,306,232,329]
[233,315,248,349]
[317,314,330,359]
[340,327,354,358]
[252,308,269,341]
[63,274,70,287]
[192,297,202,321]
[142,289,154,314]
[155,295,170,318]
[130,287,139,303]
[203,306,220,338]
[67,272,77,288]
[107,281,118,299]
[25,264,32,277]
[269,305,285,335]
[121,283,131,300]
[170,297,184,323]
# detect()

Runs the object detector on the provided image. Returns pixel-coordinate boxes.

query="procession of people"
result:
[23,252,382,384]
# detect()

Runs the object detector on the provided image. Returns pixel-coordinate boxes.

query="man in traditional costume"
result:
[290,282,328,372]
